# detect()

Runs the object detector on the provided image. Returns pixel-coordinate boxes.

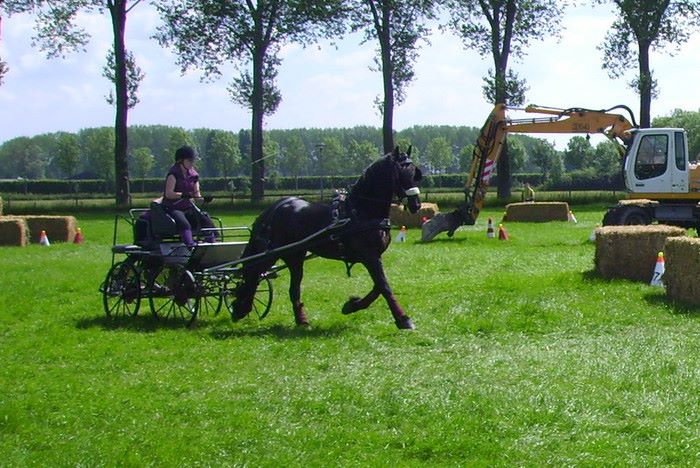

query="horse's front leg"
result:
[342,287,381,315]
[356,257,415,330]
[284,253,309,327]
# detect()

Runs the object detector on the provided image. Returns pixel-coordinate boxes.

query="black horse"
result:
[231,146,423,330]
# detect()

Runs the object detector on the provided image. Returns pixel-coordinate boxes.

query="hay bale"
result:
[594,225,686,282]
[0,196,3,216]
[503,202,570,222]
[0,218,29,246]
[389,203,439,228]
[663,237,700,305]
[4,215,78,243]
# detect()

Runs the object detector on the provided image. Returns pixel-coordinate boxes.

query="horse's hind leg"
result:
[359,257,415,330]
[284,253,309,327]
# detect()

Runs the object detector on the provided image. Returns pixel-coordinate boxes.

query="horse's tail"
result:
[231,198,297,320]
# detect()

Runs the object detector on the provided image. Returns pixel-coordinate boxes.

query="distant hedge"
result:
[0,171,623,195]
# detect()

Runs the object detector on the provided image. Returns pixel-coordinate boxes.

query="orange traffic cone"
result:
[396,225,407,242]
[568,210,578,223]
[498,224,509,240]
[74,228,84,244]
[39,230,50,246]
[650,251,665,287]
[486,217,495,238]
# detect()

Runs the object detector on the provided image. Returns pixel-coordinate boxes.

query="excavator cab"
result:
[624,128,689,195]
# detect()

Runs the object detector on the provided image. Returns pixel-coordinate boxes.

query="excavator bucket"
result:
[421,212,455,242]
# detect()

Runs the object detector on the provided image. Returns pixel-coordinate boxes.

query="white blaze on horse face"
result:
[405,187,420,197]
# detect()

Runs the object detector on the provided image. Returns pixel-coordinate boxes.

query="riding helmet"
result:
[175,145,197,162]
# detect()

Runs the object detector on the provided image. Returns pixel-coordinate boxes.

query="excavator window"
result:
[635,134,668,180]
[675,131,686,171]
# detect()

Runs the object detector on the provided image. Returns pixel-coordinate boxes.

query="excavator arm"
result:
[421,104,637,241]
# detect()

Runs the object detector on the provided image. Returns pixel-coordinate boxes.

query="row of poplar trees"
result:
[1,0,699,205]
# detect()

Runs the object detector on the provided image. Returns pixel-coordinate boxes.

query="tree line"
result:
[2,1,699,204]
[0,122,633,188]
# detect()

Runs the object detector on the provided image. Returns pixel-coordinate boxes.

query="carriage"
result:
[99,202,281,326]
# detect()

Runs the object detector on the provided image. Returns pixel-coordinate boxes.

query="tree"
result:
[79,127,115,184]
[281,134,309,179]
[8,0,145,205]
[162,128,194,173]
[445,0,567,198]
[317,136,344,176]
[563,136,595,171]
[529,139,559,181]
[54,133,81,178]
[593,140,622,176]
[595,0,700,128]
[350,0,438,154]
[131,146,154,190]
[156,0,345,202]
[347,139,379,174]
[204,130,240,178]
[425,136,453,173]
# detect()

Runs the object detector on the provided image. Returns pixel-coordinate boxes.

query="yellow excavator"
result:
[422,103,700,241]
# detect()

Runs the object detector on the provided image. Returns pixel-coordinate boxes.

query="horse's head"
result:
[391,146,423,214]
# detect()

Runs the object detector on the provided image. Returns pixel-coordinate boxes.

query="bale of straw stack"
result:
[0,196,3,216]
[503,202,570,222]
[4,215,78,243]
[663,237,700,305]
[389,203,439,228]
[0,217,29,246]
[594,225,686,282]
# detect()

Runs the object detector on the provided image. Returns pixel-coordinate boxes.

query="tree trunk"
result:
[110,1,130,207]
[638,42,652,128]
[250,48,265,202]
[494,67,511,199]
[380,5,394,155]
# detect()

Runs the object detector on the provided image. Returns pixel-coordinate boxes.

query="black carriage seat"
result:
[132,202,180,247]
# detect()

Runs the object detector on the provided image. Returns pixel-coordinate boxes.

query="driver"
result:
[163,145,216,246]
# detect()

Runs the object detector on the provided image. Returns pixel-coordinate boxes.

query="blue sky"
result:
[1,3,700,148]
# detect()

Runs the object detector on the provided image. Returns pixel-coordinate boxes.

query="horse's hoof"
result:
[342,296,361,315]
[395,316,415,330]
[230,307,250,322]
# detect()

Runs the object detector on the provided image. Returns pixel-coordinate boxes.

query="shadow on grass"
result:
[416,236,470,245]
[75,314,196,332]
[643,293,700,317]
[209,323,349,340]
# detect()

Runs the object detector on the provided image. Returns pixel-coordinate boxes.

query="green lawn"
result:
[2,206,700,466]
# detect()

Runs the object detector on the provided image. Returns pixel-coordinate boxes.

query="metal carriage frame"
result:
[100,208,283,326]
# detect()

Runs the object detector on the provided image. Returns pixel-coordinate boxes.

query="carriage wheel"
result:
[197,275,223,318]
[148,265,199,322]
[224,275,273,320]
[102,261,141,318]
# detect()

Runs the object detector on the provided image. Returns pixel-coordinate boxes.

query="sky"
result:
[2,3,700,149]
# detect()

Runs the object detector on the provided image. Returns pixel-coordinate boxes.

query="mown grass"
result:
[2,205,700,465]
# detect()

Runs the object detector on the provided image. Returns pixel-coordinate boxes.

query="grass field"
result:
[3,205,700,466]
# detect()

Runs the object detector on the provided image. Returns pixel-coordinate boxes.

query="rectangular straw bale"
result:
[17,215,78,243]
[0,218,28,246]
[0,196,3,216]
[503,202,570,222]
[389,203,439,228]
[663,237,700,305]
[594,225,686,282]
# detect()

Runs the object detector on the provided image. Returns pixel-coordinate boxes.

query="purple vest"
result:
[163,163,199,210]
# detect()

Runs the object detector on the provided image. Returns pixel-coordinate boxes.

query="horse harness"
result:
[253,194,391,277]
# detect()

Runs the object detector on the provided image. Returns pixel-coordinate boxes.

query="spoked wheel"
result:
[196,274,223,318]
[148,265,199,323]
[102,260,142,317]
[224,275,274,320]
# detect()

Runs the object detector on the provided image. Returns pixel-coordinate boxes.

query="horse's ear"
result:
[393,146,400,158]
[415,167,422,181]
[407,145,412,157]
